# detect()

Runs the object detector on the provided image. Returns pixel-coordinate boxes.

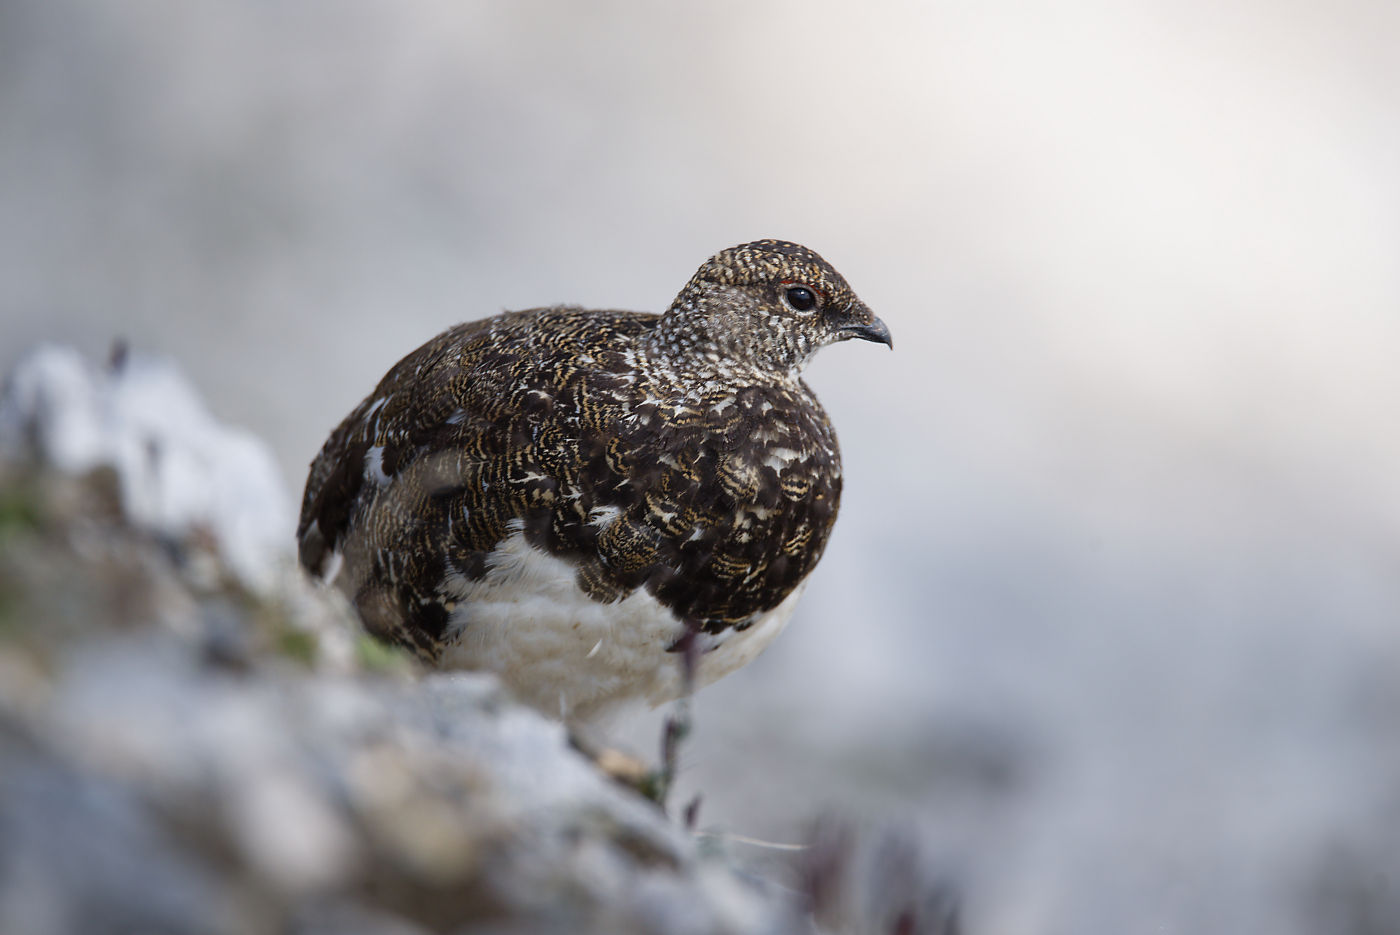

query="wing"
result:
[296,308,659,654]
[297,317,493,578]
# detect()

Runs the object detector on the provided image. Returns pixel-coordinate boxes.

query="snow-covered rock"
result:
[0,344,293,590]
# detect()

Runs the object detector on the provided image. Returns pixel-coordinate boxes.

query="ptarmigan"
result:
[298,240,891,723]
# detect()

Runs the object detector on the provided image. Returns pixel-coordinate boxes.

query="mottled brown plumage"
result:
[298,240,890,720]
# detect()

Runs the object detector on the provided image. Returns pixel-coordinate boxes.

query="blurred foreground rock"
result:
[0,346,826,935]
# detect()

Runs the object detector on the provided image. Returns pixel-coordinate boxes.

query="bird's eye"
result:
[784,285,818,313]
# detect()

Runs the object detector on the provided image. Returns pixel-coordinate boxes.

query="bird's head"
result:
[654,240,892,376]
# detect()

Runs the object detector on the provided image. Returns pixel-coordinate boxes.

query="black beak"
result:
[839,314,893,349]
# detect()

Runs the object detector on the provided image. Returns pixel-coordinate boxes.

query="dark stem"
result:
[655,623,701,813]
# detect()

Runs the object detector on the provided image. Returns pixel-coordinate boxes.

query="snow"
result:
[0,345,294,591]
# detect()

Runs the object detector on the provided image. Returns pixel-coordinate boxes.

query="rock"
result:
[0,343,293,591]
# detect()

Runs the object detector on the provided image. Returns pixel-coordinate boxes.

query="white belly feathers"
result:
[434,526,803,725]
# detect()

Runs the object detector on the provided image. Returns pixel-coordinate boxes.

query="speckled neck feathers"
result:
[649,239,884,376]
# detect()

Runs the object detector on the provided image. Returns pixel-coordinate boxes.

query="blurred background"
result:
[2,1,1398,931]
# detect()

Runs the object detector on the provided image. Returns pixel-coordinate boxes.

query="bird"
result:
[297,240,891,725]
